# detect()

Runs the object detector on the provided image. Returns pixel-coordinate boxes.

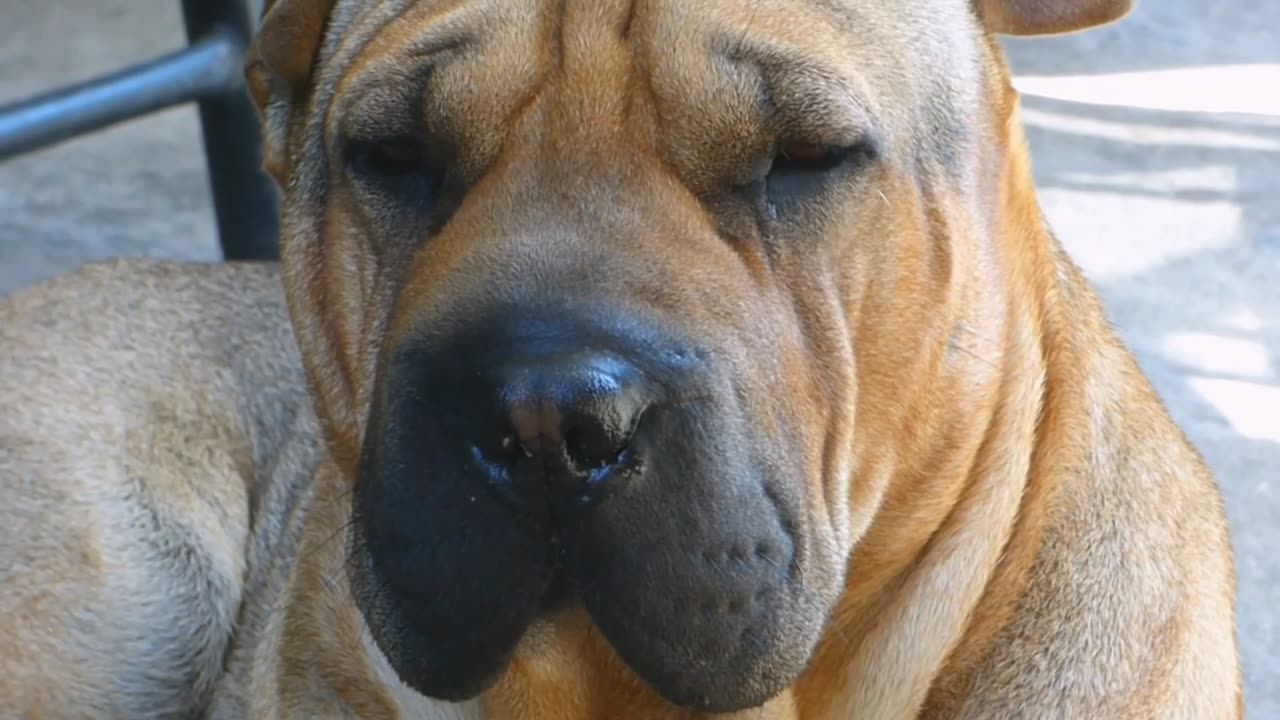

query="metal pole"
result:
[181,0,280,261]
[0,35,243,162]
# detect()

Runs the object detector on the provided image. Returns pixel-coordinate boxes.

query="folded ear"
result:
[973,0,1134,36]
[242,0,337,183]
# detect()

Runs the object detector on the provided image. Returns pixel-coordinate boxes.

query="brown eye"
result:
[352,138,430,178]
[771,141,858,175]
[759,138,877,212]
[345,135,446,215]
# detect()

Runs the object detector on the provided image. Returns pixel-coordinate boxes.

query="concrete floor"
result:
[1,0,1276,714]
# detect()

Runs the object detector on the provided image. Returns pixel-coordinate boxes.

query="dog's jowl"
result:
[0,0,1242,718]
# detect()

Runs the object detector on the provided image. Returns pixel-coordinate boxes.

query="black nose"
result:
[469,351,653,508]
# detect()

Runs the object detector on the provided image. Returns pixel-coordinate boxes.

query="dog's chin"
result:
[557,490,827,714]
[350,499,829,712]
[357,581,815,714]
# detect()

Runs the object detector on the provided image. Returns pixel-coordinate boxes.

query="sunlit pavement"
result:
[1,0,1276,714]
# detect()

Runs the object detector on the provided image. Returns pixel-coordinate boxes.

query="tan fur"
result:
[0,0,1240,718]
[0,261,314,718]
[972,0,1135,36]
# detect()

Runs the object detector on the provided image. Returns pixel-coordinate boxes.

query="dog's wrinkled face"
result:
[247,0,1123,712]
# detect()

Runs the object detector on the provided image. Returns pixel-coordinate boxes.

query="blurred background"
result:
[0,0,1276,714]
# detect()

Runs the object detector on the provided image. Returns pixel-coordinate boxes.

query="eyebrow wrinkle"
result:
[334,3,480,110]
[731,0,768,59]
[715,35,872,138]
[327,0,419,79]
[803,0,862,25]
[620,0,638,39]
[554,0,569,72]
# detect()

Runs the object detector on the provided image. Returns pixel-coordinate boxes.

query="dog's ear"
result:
[243,0,337,183]
[973,0,1134,36]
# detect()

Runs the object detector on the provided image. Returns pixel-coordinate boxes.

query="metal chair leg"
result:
[181,0,279,261]
[0,1,279,261]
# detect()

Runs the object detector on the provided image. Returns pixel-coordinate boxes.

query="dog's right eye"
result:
[345,137,447,218]
[349,138,432,179]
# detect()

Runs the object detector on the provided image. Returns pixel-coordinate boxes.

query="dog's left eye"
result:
[771,142,857,175]
[762,139,877,209]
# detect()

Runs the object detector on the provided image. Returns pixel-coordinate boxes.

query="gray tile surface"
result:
[1,0,1275,714]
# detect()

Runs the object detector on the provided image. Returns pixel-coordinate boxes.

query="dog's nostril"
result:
[563,425,586,463]
[478,349,655,505]
[563,419,631,475]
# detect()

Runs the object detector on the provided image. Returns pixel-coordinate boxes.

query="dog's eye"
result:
[345,136,447,218]
[762,139,877,212]
[771,142,853,174]
[768,140,876,178]
[350,138,431,179]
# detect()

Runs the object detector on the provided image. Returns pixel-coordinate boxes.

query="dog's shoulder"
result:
[2,257,296,371]
[1,257,307,466]
[0,258,320,718]
[924,252,1242,719]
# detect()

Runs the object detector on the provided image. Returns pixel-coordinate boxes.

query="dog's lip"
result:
[538,566,574,614]
[468,443,523,505]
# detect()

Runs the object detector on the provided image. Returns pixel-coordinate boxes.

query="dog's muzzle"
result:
[350,302,820,712]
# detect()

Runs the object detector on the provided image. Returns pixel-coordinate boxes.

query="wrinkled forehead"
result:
[310,0,985,169]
